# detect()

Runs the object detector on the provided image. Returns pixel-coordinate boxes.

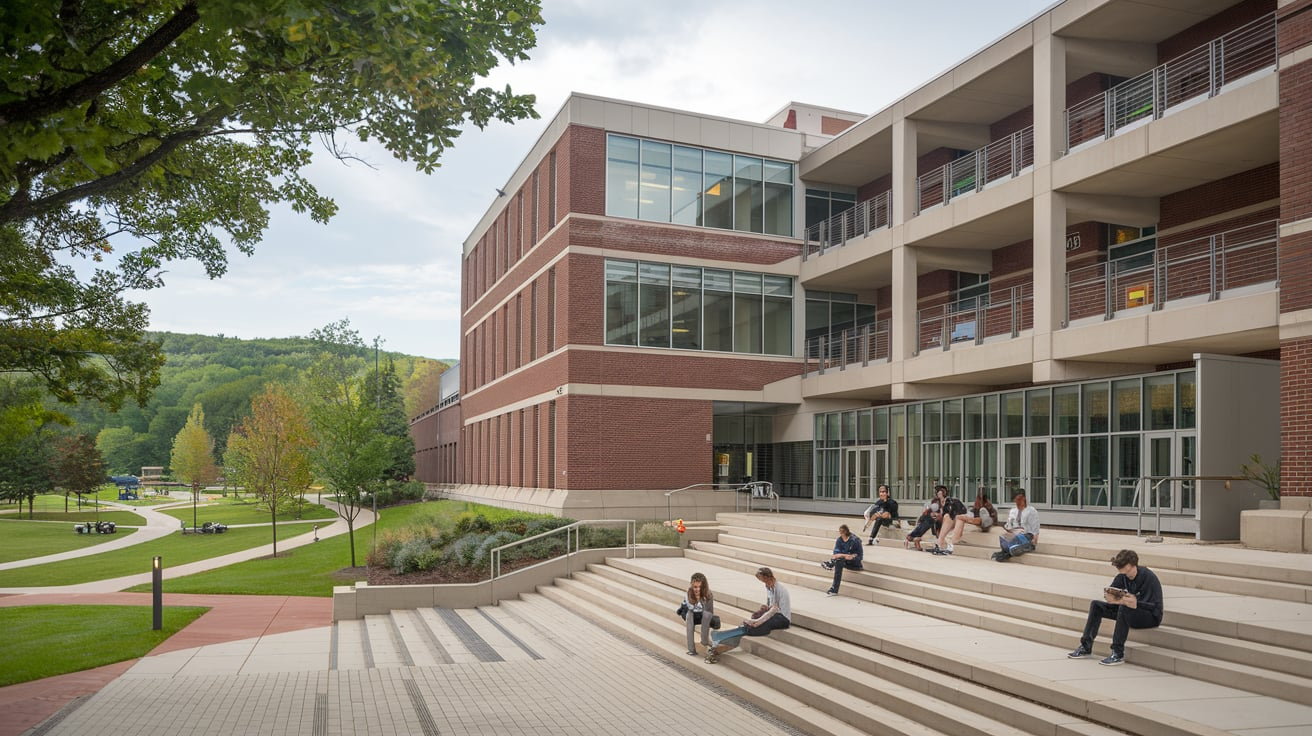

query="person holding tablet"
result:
[1067,549,1164,666]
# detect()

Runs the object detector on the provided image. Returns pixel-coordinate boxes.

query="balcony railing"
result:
[916,284,1033,354]
[1064,219,1278,325]
[917,126,1034,213]
[802,190,891,259]
[1065,13,1276,151]
[803,320,891,375]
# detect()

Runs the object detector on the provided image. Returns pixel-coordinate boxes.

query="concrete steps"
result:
[695,519,1312,705]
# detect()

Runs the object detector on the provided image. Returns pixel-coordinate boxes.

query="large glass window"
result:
[805,189,857,229]
[605,259,793,356]
[1113,379,1141,432]
[606,135,640,219]
[604,260,638,345]
[607,134,793,236]
[1144,375,1174,430]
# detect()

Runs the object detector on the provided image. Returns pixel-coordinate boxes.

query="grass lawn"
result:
[0,605,210,687]
[157,497,337,526]
[0,520,139,563]
[130,500,503,597]
[0,509,146,525]
[0,524,306,588]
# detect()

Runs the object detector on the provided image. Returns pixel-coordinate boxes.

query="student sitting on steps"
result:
[992,491,1040,562]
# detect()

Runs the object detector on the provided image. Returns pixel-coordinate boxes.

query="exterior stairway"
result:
[333,512,1312,736]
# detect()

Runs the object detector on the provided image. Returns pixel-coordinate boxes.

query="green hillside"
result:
[59,332,450,475]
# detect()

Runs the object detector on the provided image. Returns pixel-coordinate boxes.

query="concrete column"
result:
[1032,190,1067,336]
[891,245,919,362]
[892,118,918,225]
[1033,22,1066,166]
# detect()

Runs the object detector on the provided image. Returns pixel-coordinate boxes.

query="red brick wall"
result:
[821,116,855,135]
[557,395,713,490]
[1066,73,1112,107]
[1282,60,1312,228]
[1281,336,1312,496]
[1159,164,1279,230]
[990,107,1034,140]
[917,148,958,177]
[1279,1,1312,54]
[858,173,893,202]
[1158,0,1274,63]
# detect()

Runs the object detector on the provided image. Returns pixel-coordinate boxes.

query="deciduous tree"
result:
[54,433,107,512]
[1,1,542,408]
[170,403,220,529]
[224,385,314,557]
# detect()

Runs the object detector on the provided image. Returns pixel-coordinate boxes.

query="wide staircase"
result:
[335,512,1312,736]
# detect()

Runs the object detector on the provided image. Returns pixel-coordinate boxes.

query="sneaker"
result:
[1067,646,1091,659]
[944,543,955,555]
[826,588,837,596]
[991,551,1011,562]
[1099,652,1124,666]
[704,651,719,664]
[820,560,834,570]
[868,539,878,546]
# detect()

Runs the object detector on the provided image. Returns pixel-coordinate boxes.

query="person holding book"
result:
[1067,549,1164,666]
[861,484,899,545]
[704,567,791,664]
[820,524,863,595]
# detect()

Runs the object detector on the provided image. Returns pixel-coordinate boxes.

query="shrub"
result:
[525,517,573,536]
[636,522,678,546]
[474,531,522,568]
[442,533,487,566]
[392,538,439,574]
[454,513,493,535]
[579,525,627,549]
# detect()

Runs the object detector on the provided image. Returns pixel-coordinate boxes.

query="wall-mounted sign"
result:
[1066,233,1081,251]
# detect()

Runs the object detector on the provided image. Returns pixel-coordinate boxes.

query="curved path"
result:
[0,498,374,736]
[0,499,374,594]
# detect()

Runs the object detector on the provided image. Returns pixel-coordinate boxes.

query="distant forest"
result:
[61,332,451,475]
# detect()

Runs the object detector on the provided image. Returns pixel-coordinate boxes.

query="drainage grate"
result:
[25,695,90,736]
[403,678,442,736]
[313,692,329,736]
[433,607,502,662]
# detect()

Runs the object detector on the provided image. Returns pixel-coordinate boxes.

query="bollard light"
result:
[152,556,162,630]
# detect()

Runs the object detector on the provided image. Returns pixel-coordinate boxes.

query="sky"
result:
[132,0,1056,361]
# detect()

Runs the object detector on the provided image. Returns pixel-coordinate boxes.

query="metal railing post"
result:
[1209,40,1218,96]
[1103,89,1113,140]
[975,149,985,193]
[1152,254,1163,311]
[975,299,984,345]
[1209,234,1220,300]
[1104,265,1115,320]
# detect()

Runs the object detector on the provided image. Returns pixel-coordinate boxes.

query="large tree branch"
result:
[0,2,200,127]
[0,107,226,224]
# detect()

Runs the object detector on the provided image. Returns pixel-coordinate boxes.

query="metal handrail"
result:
[915,284,1032,354]
[737,481,778,513]
[664,483,740,522]
[489,518,636,589]
[1136,475,1245,542]
[916,126,1033,213]
[802,190,891,258]
[1064,219,1277,325]
[1065,13,1276,151]
[803,320,891,375]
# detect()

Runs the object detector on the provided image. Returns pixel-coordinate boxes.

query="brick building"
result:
[417,0,1311,543]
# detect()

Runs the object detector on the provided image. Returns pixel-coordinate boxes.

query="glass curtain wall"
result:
[606,258,793,356]
[606,134,794,236]
[813,369,1197,511]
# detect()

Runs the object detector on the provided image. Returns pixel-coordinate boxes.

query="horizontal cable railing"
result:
[1064,219,1278,325]
[802,190,891,259]
[802,320,891,375]
[917,126,1034,213]
[915,284,1033,354]
[1065,13,1276,151]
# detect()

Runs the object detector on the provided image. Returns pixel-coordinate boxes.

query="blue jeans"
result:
[830,559,863,592]
[745,612,790,636]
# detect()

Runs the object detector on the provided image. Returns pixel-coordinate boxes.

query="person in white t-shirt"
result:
[993,491,1040,562]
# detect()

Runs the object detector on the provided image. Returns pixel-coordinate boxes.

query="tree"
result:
[1,1,542,409]
[54,433,107,512]
[224,385,314,557]
[0,377,61,517]
[170,403,220,529]
[402,359,451,418]
[306,321,393,567]
[363,356,416,480]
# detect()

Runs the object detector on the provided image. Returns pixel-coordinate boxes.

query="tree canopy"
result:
[224,384,314,557]
[0,0,540,409]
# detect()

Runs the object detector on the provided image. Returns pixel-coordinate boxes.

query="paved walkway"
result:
[2,511,1310,736]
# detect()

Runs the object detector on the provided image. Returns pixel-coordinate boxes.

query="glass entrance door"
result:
[845,447,874,501]
[1145,432,1177,513]
[1001,440,1023,500]
[1027,439,1049,505]
[1112,434,1141,509]
[1180,434,1197,512]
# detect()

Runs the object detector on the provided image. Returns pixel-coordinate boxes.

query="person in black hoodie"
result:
[1067,549,1164,666]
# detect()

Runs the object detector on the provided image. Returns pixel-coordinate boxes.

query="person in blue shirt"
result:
[820,524,863,595]
[1067,548,1165,666]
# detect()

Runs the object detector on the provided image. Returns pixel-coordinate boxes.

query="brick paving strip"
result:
[0,592,331,736]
